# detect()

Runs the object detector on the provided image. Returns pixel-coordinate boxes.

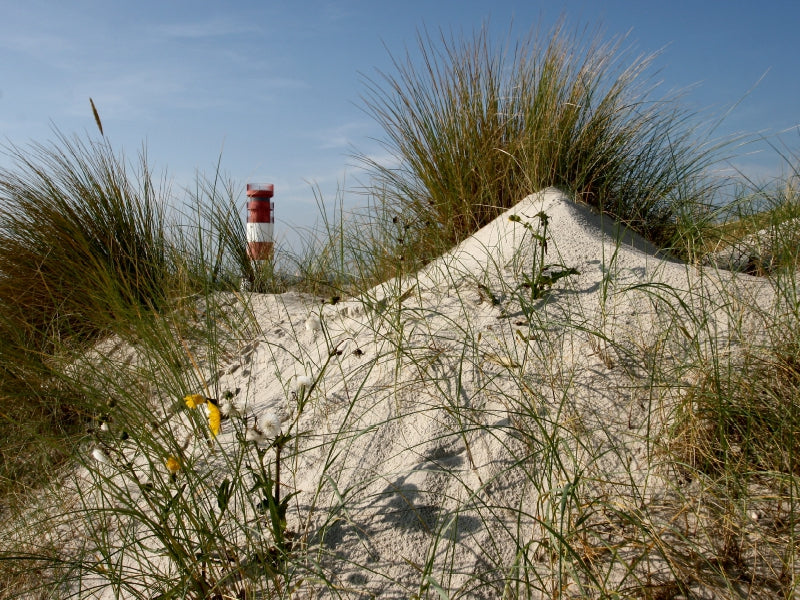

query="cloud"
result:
[60,68,189,122]
[312,121,372,150]
[0,31,71,58]
[352,150,403,172]
[153,17,259,39]
[0,30,78,75]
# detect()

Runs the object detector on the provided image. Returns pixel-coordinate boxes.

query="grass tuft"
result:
[356,22,724,271]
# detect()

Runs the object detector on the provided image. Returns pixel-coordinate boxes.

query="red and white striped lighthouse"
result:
[246,183,274,264]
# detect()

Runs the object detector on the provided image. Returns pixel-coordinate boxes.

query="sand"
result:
[65,187,779,598]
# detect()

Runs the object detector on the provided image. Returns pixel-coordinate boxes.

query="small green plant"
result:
[509,212,579,301]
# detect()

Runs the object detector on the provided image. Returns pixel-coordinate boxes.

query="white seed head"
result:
[245,428,268,445]
[91,447,109,464]
[305,315,322,333]
[100,422,110,433]
[258,411,282,439]
[295,375,313,392]
[220,399,237,418]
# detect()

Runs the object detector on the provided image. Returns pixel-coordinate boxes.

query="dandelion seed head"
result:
[220,399,235,418]
[91,447,108,464]
[245,428,268,445]
[258,411,282,439]
[295,375,313,392]
[304,315,321,333]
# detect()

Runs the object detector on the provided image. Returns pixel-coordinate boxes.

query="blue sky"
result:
[1,1,798,249]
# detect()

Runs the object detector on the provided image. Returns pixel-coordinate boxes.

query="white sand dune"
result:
[70,188,778,598]
[190,188,768,597]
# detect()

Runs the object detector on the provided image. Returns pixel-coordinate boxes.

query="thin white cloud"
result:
[352,150,403,172]
[313,121,372,150]
[60,67,189,122]
[0,30,81,78]
[0,31,72,58]
[252,77,312,91]
[153,17,259,39]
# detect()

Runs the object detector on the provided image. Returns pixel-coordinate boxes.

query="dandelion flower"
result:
[91,447,109,464]
[184,394,207,409]
[206,403,221,437]
[165,456,181,474]
[186,394,221,436]
[259,411,282,438]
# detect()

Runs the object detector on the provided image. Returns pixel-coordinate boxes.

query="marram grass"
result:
[356,22,726,278]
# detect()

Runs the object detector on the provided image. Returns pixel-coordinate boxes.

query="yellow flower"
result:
[165,456,181,474]
[184,393,220,436]
[207,403,221,437]
[184,394,207,409]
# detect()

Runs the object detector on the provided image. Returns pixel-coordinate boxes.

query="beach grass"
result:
[355,22,726,281]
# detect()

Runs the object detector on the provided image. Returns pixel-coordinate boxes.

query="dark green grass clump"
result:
[0,132,172,507]
[0,132,169,348]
